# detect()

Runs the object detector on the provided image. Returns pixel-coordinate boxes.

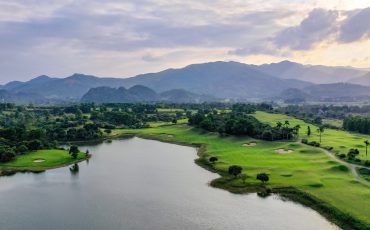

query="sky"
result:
[1,0,370,83]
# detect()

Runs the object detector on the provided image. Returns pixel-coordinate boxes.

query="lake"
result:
[0,137,339,230]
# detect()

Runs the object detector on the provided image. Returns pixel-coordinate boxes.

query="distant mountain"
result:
[303,83,370,100]
[280,83,370,102]
[119,61,311,99]
[256,60,367,84]
[3,62,312,101]
[4,74,127,100]
[0,89,44,104]
[81,85,215,103]
[349,73,370,86]
[159,89,217,103]
[279,88,309,103]
[4,60,370,104]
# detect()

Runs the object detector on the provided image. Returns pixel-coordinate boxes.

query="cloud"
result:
[274,8,339,50]
[339,7,370,42]
[0,1,370,83]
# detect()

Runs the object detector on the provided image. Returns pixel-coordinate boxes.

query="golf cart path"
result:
[301,142,370,187]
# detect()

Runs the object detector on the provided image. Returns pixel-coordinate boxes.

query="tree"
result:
[293,125,301,137]
[228,165,242,178]
[347,148,360,160]
[0,147,16,162]
[69,145,79,159]
[307,126,311,136]
[27,139,42,151]
[276,121,282,129]
[256,173,269,184]
[284,120,290,128]
[209,156,218,164]
[364,140,369,158]
[85,149,90,156]
[317,126,325,143]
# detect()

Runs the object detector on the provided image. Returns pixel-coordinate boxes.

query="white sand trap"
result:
[167,135,174,138]
[275,149,294,154]
[33,159,45,163]
[242,142,257,147]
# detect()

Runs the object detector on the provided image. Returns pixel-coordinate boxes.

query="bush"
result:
[338,154,346,159]
[301,139,308,144]
[364,160,370,167]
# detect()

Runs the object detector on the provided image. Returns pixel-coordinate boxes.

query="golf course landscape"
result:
[109,111,370,229]
[0,150,89,175]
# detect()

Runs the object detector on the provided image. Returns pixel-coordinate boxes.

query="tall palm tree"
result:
[317,126,325,143]
[276,121,282,129]
[294,125,301,138]
[284,120,290,127]
[365,140,369,158]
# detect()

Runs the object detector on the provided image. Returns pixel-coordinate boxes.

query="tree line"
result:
[188,106,299,141]
[343,116,370,135]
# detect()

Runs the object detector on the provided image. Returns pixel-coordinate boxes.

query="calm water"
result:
[0,137,339,230]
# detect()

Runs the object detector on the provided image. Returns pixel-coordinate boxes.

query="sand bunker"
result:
[275,149,294,154]
[242,142,257,147]
[33,159,45,163]
[167,135,174,138]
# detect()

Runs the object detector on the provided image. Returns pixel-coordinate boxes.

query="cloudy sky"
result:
[1,0,370,83]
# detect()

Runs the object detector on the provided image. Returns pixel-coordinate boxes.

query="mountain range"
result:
[1,60,370,104]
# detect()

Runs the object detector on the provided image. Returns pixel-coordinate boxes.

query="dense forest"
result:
[189,104,299,141]
[0,103,185,162]
[343,116,370,134]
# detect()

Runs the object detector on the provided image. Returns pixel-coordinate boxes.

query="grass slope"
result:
[114,125,370,228]
[254,111,370,161]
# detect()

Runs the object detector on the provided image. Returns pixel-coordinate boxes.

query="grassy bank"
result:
[0,149,89,174]
[113,124,370,229]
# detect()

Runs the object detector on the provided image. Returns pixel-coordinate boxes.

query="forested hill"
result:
[81,85,218,103]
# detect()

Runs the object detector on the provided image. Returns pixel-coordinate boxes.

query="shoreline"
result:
[123,132,369,230]
[0,154,91,176]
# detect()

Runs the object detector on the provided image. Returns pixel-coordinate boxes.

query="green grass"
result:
[253,111,370,161]
[0,150,87,171]
[322,119,343,128]
[114,125,370,226]
[147,118,188,127]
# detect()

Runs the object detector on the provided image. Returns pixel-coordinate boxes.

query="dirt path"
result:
[302,143,370,187]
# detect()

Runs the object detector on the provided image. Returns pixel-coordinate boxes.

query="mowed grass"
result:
[254,111,370,161]
[115,125,370,224]
[147,118,188,127]
[0,150,87,170]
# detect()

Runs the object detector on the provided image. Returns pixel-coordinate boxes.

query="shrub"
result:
[256,173,269,183]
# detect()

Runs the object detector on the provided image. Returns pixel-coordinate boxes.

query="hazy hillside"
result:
[0,89,44,104]
[349,73,370,86]
[3,74,127,100]
[257,61,367,84]
[81,85,216,103]
[3,61,370,103]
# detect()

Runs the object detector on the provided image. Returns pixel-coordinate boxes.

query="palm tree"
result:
[294,125,301,138]
[365,140,369,158]
[284,120,290,127]
[317,126,325,143]
[276,121,282,129]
